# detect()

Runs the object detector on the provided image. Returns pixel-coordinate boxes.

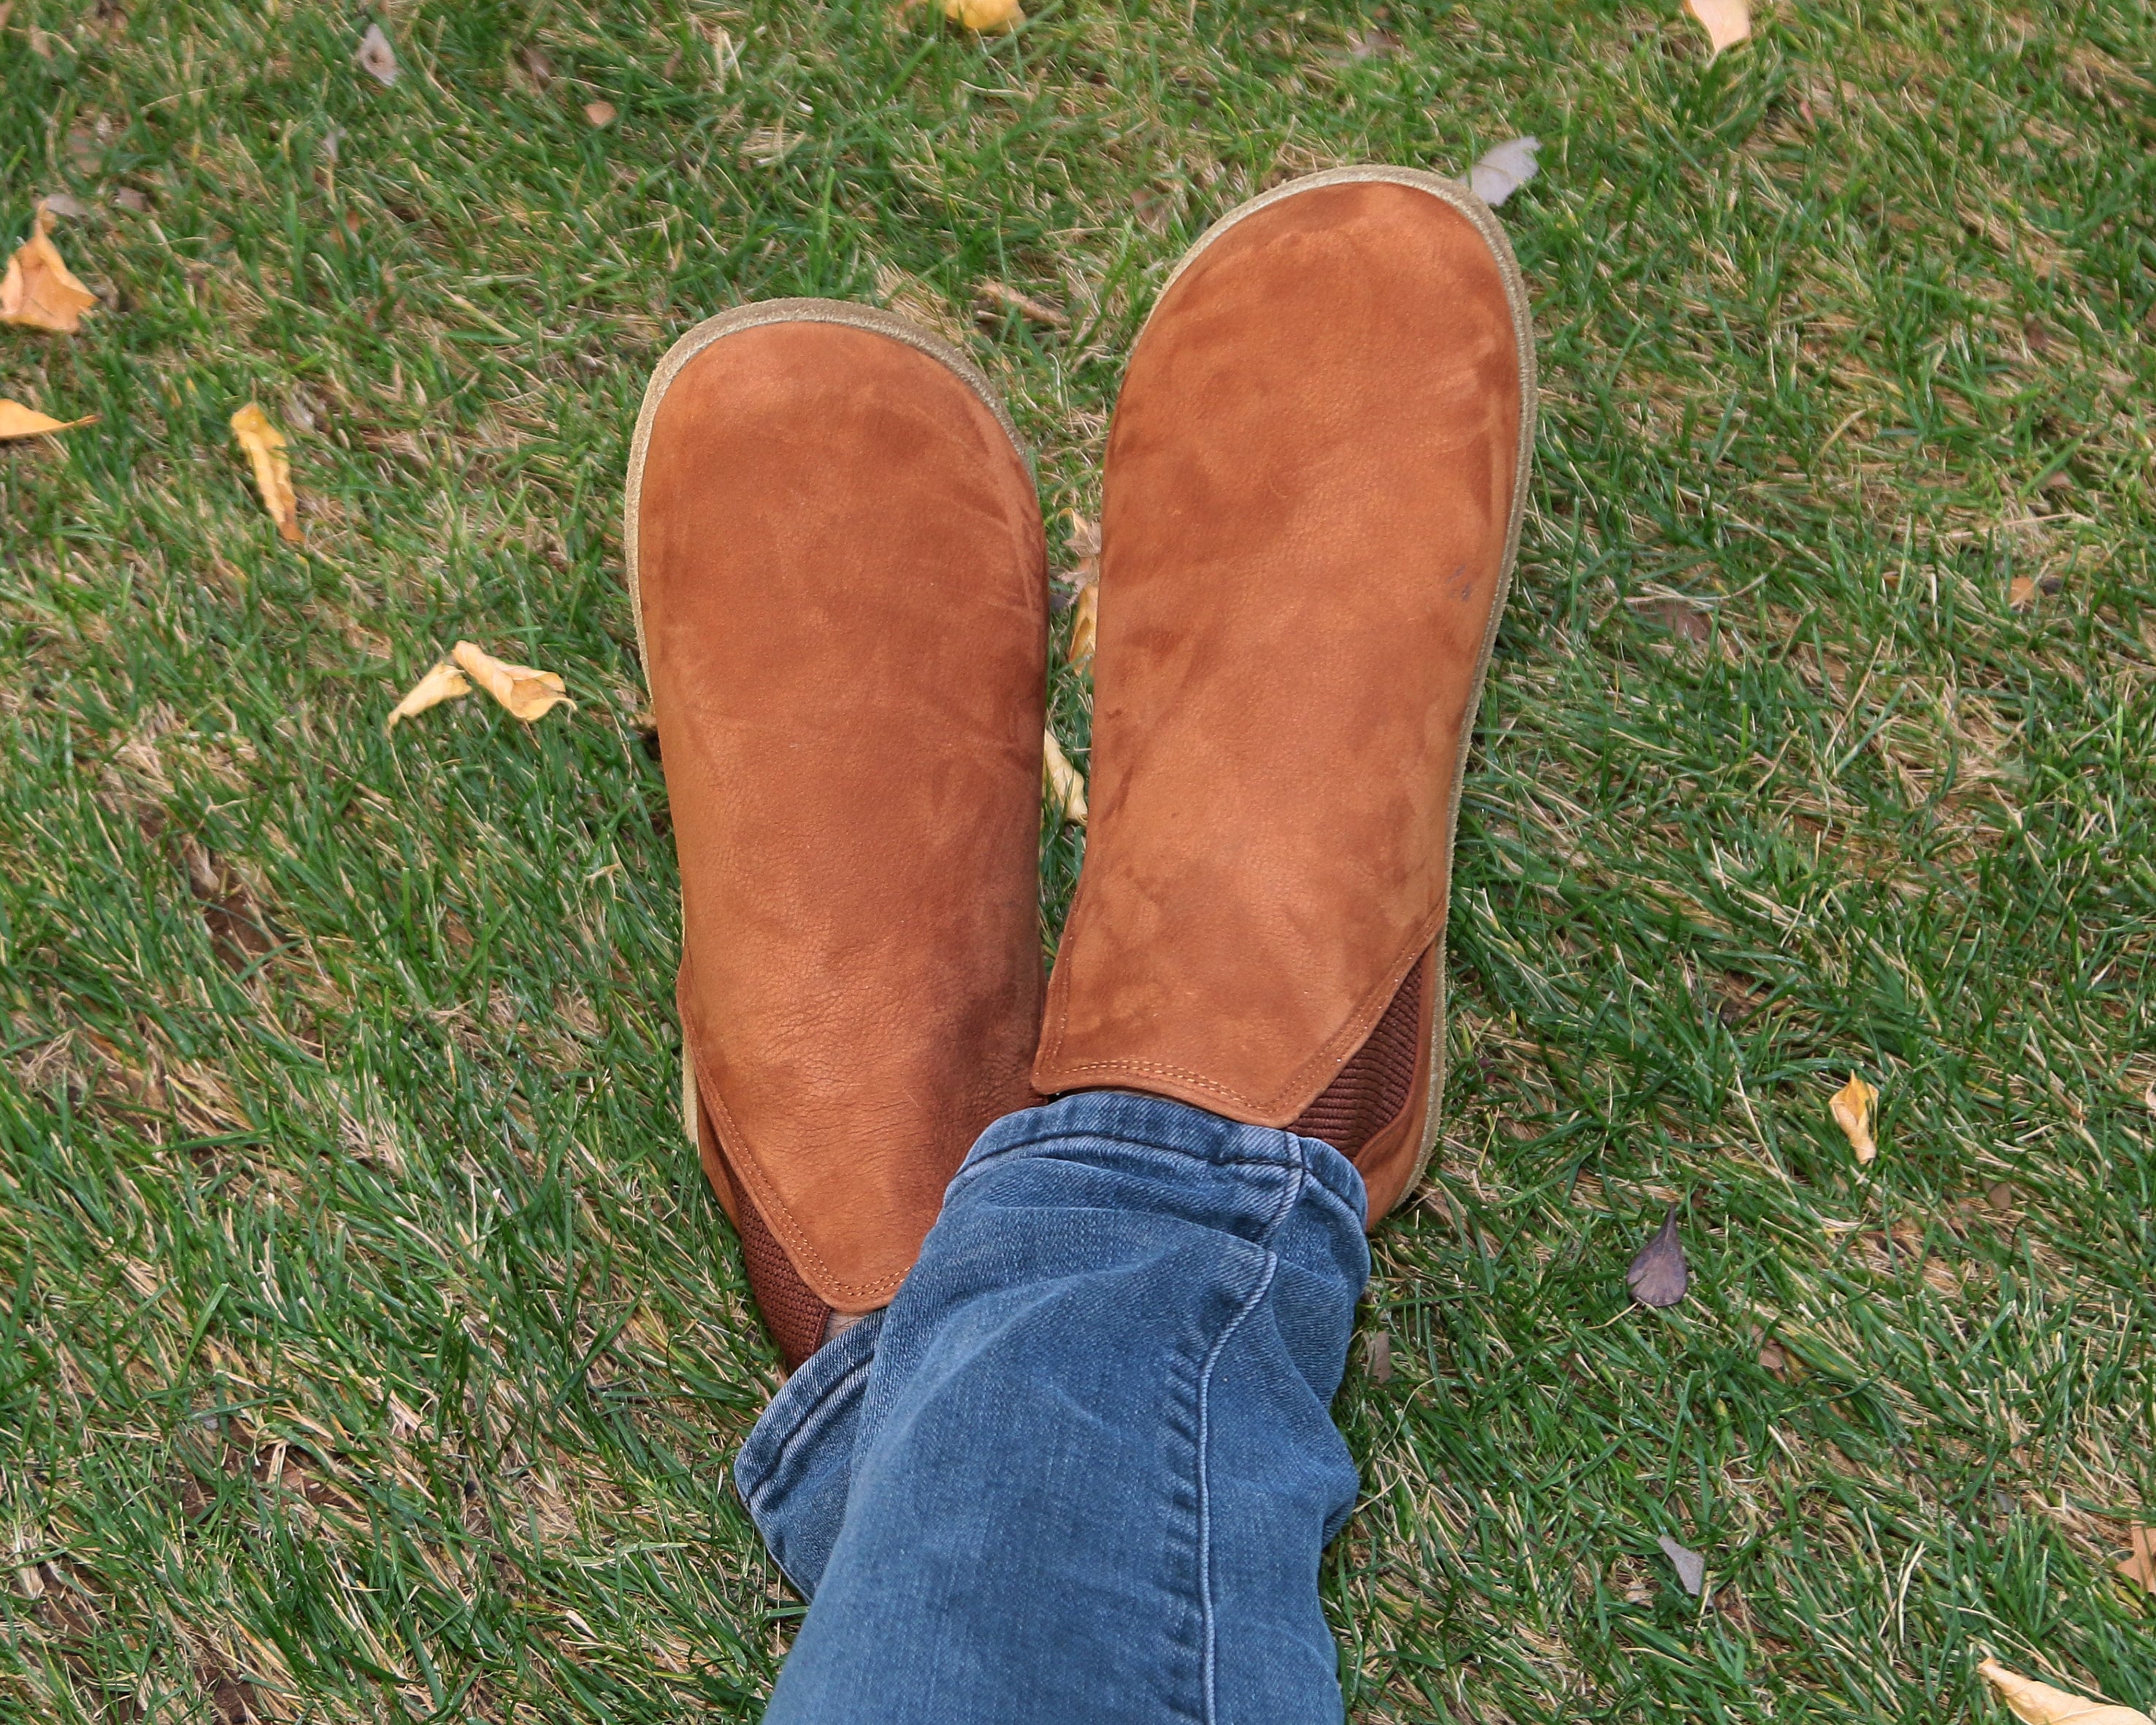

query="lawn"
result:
[3,0,2153,1720]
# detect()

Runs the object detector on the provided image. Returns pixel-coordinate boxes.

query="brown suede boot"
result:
[626,300,1048,1368]
[1032,168,1535,1225]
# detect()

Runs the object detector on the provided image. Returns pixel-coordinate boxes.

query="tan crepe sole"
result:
[621,297,1032,1144]
[1140,167,1538,1215]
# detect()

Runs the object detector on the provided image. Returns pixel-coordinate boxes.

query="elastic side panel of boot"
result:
[734,1196,834,1372]
[1291,958,1424,1156]
[699,1098,832,1370]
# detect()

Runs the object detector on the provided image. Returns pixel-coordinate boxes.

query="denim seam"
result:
[1195,1142,1307,1725]
[737,1350,875,1515]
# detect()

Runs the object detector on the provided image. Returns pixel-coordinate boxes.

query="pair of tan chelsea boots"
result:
[624,167,1535,1368]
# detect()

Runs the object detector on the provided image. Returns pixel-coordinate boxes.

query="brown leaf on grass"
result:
[947,0,1024,29]
[1067,583,1098,667]
[2119,1526,2156,1595]
[1043,727,1087,825]
[975,280,1068,329]
[385,661,473,731]
[1627,1206,1689,1307]
[1757,1333,1792,1379]
[2009,573,2039,611]
[1646,597,1712,643]
[38,192,88,221]
[1978,1659,2154,1725]
[450,640,573,722]
[584,100,618,126]
[1,207,98,333]
[1830,1074,1879,1164]
[229,404,303,543]
[0,399,94,439]
[1367,1328,1392,1383]
[1057,512,1101,592]
[356,22,399,85]
[183,840,275,972]
[1685,0,1752,59]
[1657,1534,1707,1596]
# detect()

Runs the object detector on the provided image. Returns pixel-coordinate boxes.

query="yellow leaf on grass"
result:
[1685,0,1751,58]
[1830,1074,1878,1164]
[451,640,573,722]
[0,398,93,439]
[1979,1659,2153,1725]
[2119,1526,2156,1595]
[1043,727,1086,825]
[385,662,472,732]
[229,403,303,543]
[1,208,98,333]
[1067,583,1097,668]
[945,0,1023,31]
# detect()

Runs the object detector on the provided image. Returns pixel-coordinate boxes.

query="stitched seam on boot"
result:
[1043,911,1444,1120]
[680,975,910,1304]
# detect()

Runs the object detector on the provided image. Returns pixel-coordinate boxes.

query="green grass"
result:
[4,0,2154,1720]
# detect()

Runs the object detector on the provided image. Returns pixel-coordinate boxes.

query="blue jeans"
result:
[734,1090,1372,1724]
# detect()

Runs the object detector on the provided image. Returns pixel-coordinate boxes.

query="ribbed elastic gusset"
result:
[1290,957,1422,1155]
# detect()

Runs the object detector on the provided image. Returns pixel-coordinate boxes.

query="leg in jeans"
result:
[737,1093,1369,1725]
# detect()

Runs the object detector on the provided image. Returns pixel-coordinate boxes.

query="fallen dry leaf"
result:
[1,207,98,333]
[584,100,618,126]
[1979,1659,2153,1725]
[1067,583,1098,667]
[451,640,573,722]
[1367,1328,1392,1383]
[918,0,1026,30]
[1043,727,1087,825]
[2119,1526,2156,1595]
[1627,1205,1689,1307]
[1468,136,1541,208]
[975,280,1068,329]
[1686,0,1752,59]
[356,22,399,85]
[2009,573,2039,611]
[38,192,88,221]
[945,0,1024,31]
[1830,1074,1879,1164]
[385,662,473,732]
[1059,511,1101,591]
[1646,596,1712,643]
[0,398,93,439]
[229,403,303,543]
[1757,1334,1792,1379]
[1657,1534,1706,1597]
